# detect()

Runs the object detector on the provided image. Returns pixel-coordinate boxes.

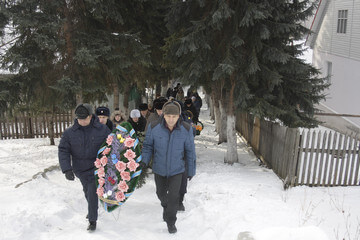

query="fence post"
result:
[251,116,260,153]
[284,128,300,188]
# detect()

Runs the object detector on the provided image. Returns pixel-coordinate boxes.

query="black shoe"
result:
[178,202,185,211]
[87,221,96,231]
[167,224,177,234]
[86,214,88,219]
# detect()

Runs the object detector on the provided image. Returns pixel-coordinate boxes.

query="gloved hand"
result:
[188,176,193,181]
[139,162,147,169]
[65,170,75,181]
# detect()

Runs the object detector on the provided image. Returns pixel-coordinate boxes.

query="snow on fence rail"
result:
[236,112,360,187]
[0,111,73,139]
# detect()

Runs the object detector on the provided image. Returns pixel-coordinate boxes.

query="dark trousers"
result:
[179,171,188,202]
[154,173,183,225]
[78,171,98,222]
[179,171,188,195]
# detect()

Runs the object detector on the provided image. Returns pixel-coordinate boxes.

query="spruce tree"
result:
[165,0,329,163]
[0,0,153,111]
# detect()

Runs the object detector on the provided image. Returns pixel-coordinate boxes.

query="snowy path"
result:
[0,105,359,240]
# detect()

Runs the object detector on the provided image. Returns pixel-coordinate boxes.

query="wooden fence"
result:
[236,112,360,187]
[0,111,73,139]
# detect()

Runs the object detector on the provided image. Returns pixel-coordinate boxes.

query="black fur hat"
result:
[96,106,110,117]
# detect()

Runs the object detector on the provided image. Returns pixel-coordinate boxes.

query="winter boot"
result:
[178,202,185,211]
[87,221,96,231]
[178,194,185,211]
[167,223,177,234]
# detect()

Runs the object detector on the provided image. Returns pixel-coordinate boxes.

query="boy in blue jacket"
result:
[140,100,196,234]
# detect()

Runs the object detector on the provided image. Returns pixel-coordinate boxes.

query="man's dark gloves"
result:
[188,176,193,181]
[139,162,147,169]
[65,170,75,181]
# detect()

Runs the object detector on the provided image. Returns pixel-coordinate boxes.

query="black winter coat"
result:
[128,116,146,133]
[58,115,111,175]
[184,104,199,123]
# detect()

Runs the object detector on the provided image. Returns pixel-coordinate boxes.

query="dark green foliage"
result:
[0,0,160,113]
[0,74,20,112]
[165,0,329,128]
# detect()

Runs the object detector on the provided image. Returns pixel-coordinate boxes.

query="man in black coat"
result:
[58,103,111,231]
[96,106,114,131]
[184,98,199,123]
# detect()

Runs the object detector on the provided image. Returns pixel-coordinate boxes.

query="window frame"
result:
[337,10,348,34]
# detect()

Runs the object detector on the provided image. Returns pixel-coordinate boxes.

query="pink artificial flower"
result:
[97,167,105,178]
[120,171,131,181]
[117,180,129,192]
[106,135,113,145]
[124,137,135,148]
[100,156,108,166]
[98,177,105,187]
[127,160,139,172]
[124,149,136,161]
[115,191,126,202]
[96,187,104,197]
[115,161,127,172]
[103,147,111,155]
[94,158,102,168]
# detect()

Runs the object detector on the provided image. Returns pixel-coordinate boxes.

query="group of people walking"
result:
[58,88,201,234]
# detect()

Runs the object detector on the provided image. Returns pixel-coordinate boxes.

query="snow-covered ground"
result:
[1,102,360,240]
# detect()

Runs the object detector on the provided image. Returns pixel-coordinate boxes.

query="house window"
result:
[337,10,348,34]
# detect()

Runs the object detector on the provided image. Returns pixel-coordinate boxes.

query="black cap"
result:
[75,103,93,119]
[96,106,110,117]
[153,97,168,110]
[184,98,192,105]
[139,103,148,111]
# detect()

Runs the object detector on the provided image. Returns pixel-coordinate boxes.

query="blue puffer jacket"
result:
[142,116,196,177]
[58,115,111,175]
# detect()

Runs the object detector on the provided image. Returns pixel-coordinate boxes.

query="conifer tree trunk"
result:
[208,94,214,121]
[113,82,119,110]
[218,98,227,144]
[224,74,238,164]
[212,90,220,132]
[49,109,55,146]
[161,80,168,97]
[213,97,221,131]
[122,86,130,119]
[217,79,227,144]
[211,83,221,132]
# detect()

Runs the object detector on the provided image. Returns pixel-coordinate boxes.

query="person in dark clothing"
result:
[166,87,173,99]
[139,103,151,120]
[58,103,111,232]
[192,92,203,114]
[95,106,113,131]
[171,83,181,98]
[146,97,167,131]
[128,109,146,134]
[140,100,196,234]
[184,98,199,123]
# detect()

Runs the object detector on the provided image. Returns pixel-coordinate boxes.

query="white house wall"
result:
[350,0,360,59]
[314,0,360,59]
[312,0,360,132]
[313,49,360,127]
